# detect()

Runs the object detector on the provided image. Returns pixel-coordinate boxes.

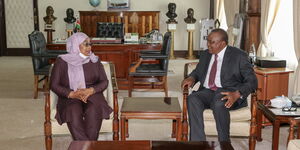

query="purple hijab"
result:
[59,32,98,91]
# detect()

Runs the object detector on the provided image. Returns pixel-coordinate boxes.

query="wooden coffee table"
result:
[120,97,182,141]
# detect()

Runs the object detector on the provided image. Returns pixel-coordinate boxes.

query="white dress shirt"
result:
[203,46,227,89]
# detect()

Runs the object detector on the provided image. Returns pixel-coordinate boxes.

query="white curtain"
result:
[257,0,281,57]
[223,0,240,46]
[214,0,222,20]
[293,0,300,95]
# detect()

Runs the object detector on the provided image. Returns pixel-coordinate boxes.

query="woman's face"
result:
[79,38,92,56]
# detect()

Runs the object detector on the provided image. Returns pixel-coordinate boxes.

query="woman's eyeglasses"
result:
[282,106,297,112]
[83,42,93,47]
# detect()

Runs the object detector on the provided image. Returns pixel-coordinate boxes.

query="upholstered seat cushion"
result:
[288,140,300,150]
[34,65,51,75]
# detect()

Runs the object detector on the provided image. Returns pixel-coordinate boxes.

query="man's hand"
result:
[181,77,195,89]
[221,90,241,108]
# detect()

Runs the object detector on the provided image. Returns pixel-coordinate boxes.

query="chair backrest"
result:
[28,31,49,74]
[159,32,172,71]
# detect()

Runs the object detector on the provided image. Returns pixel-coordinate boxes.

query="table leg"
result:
[257,106,263,141]
[171,119,176,138]
[126,119,129,138]
[176,118,182,141]
[272,120,280,150]
[121,117,126,141]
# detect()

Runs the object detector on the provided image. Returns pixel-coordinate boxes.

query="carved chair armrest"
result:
[109,62,119,140]
[44,91,52,150]
[32,53,58,58]
[129,58,143,73]
[140,54,168,59]
[140,50,160,55]
[46,50,67,55]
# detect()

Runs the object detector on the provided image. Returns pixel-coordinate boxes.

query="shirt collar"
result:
[216,46,227,58]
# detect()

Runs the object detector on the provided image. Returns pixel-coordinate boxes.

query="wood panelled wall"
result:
[79,11,160,38]
[243,0,261,52]
[0,0,6,56]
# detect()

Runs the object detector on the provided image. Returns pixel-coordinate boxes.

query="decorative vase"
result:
[89,0,101,7]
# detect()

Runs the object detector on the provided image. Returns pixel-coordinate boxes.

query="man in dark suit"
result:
[181,28,257,142]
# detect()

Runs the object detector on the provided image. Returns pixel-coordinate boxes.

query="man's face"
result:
[207,32,225,54]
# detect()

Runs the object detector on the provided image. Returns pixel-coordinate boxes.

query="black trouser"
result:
[187,88,232,142]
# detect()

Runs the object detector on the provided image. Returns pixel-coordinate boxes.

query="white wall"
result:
[38,0,209,51]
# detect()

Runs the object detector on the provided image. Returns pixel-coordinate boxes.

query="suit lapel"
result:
[201,53,212,84]
[221,47,233,82]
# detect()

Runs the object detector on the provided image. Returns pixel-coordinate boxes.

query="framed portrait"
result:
[107,0,130,10]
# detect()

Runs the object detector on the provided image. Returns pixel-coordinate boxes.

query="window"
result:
[218,0,228,30]
[268,0,298,69]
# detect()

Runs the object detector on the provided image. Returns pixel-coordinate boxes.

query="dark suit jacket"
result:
[189,46,258,108]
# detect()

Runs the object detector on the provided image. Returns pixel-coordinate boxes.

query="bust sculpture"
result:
[166,3,177,24]
[184,8,196,24]
[43,6,57,25]
[64,8,76,24]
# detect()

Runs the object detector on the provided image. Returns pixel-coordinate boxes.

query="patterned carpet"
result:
[0,56,290,150]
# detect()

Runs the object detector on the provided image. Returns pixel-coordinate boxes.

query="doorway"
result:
[0,0,38,56]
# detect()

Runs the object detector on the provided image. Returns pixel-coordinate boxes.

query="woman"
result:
[50,32,112,140]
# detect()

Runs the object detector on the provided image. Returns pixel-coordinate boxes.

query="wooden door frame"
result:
[0,0,7,56]
[0,0,38,56]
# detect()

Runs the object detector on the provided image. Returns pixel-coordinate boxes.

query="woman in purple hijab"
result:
[50,32,112,140]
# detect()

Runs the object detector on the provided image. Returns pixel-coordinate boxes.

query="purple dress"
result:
[50,57,113,125]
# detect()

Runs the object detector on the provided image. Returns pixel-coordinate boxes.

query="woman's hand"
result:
[76,88,95,103]
[68,91,82,100]
[68,88,95,103]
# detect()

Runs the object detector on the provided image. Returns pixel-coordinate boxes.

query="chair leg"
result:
[128,76,133,97]
[125,120,129,138]
[34,75,38,99]
[171,119,176,138]
[163,76,168,97]
[43,76,49,91]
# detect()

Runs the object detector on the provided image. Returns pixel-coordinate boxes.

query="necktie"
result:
[208,54,218,91]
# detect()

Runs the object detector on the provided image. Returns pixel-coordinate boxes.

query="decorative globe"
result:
[89,0,101,7]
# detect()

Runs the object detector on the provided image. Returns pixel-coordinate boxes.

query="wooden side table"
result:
[120,97,182,141]
[256,101,300,150]
[254,67,293,125]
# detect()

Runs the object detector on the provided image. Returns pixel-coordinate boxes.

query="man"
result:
[181,28,257,142]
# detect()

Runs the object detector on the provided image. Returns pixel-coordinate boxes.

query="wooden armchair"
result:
[181,62,257,150]
[44,62,119,150]
[287,117,300,149]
